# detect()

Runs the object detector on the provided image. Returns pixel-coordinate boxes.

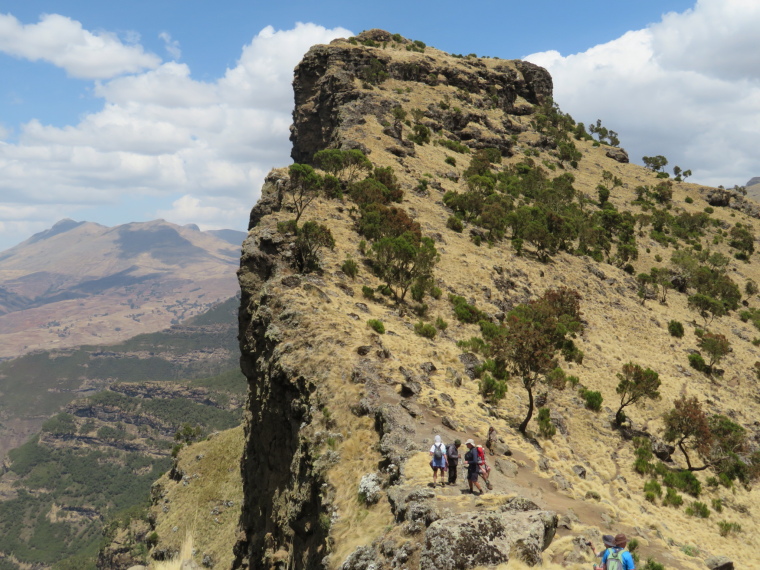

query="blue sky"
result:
[1,0,758,251]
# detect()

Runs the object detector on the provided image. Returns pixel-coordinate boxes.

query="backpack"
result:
[606,549,625,570]
[433,443,444,460]
[476,445,486,464]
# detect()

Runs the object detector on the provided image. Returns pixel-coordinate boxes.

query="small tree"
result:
[643,155,669,172]
[615,362,661,425]
[313,148,372,184]
[698,332,730,369]
[728,225,755,258]
[369,232,438,301]
[288,164,322,229]
[293,221,335,273]
[494,288,583,434]
[663,396,713,471]
[687,293,726,326]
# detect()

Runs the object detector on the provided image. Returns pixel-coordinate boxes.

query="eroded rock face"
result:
[290,37,552,164]
[420,507,558,569]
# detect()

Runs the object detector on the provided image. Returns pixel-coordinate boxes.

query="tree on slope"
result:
[614,362,660,426]
[491,287,583,434]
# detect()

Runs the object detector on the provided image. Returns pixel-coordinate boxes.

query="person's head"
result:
[465,438,475,448]
[602,535,615,548]
[614,534,627,548]
[434,435,442,445]
[454,439,461,447]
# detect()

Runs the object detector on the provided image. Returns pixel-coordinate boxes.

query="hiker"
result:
[463,439,484,494]
[476,442,493,490]
[446,439,461,485]
[486,426,496,455]
[600,534,635,570]
[429,435,448,487]
[586,535,615,569]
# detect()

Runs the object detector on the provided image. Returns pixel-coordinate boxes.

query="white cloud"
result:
[525,0,760,188]
[0,13,161,78]
[0,19,351,251]
[159,31,181,60]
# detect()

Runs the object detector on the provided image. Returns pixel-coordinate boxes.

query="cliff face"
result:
[236,30,760,570]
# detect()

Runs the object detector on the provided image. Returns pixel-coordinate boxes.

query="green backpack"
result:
[606,549,625,570]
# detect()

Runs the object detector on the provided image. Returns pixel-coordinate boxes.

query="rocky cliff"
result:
[233,30,760,570]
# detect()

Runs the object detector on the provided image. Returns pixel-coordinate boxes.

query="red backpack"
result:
[476,445,486,464]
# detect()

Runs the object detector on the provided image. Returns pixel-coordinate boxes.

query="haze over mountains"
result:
[0,219,244,359]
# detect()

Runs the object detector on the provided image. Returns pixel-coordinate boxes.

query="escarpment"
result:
[236,29,760,570]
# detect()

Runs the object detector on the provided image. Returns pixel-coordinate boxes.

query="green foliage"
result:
[414,322,436,339]
[41,413,77,436]
[408,124,431,145]
[580,388,603,411]
[430,286,442,299]
[662,487,684,507]
[667,320,684,338]
[448,295,488,323]
[435,317,448,331]
[369,234,438,301]
[711,498,723,513]
[287,163,323,227]
[685,501,710,518]
[358,203,420,241]
[642,155,668,172]
[436,138,471,154]
[367,319,385,334]
[644,479,662,498]
[479,373,507,404]
[293,221,336,273]
[444,156,456,166]
[698,332,730,368]
[537,407,556,439]
[688,352,708,372]
[641,559,665,570]
[718,521,742,537]
[687,293,726,325]
[588,119,620,146]
[728,224,755,257]
[360,58,389,84]
[313,149,372,184]
[342,257,359,278]
[615,362,660,425]
[446,215,464,232]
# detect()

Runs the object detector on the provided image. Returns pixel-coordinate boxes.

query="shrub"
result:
[408,124,431,145]
[634,445,654,475]
[430,286,442,299]
[688,352,707,372]
[711,498,723,513]
[685,196,694,204]
[447,216,464,232]
[445,156,456,166]
[641,559,665,570]
[437,138,470,154]
[479,373,507,404]
[537,407,556,439]
[342,257,358,278]
[449,294,487,323]
[644,479,662,498]
[414,322,436,339]
[367,319,385,334]
[362,286,375,300]
[411,303,429,317]
[435,317,448,330]
[718,521,742,537]
[277,219,298,234]
[663,469,701,497]
[580,388,603,411]
[293,221,335,273]
[685,501,710,518]
[667,320,684,338]
[662,487,683,507]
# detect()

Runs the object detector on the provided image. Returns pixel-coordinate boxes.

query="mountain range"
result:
[0,219,244,359]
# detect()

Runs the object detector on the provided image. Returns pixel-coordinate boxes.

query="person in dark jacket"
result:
[463,439,484,494]
[446,439,461,485]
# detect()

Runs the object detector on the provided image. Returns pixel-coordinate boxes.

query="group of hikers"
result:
[587,534,636,570]
[430,432,636,569]
[429,427,496,494]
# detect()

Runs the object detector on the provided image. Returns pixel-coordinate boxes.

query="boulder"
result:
[605,147,629,163]
[651,439,675,461]
[420,508,557,569]
[358,473,383,505]
[705,555,734,570]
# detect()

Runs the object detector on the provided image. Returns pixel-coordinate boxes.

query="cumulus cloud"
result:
[0,19,351,249]
[0,13,161,78]
[525,0,760,188]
